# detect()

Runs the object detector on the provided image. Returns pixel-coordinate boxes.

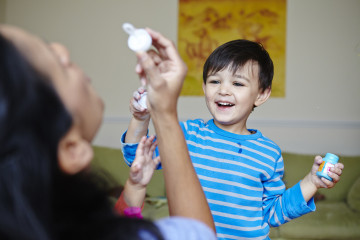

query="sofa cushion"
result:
[282,153,360,202]
[347,176,360,212]
[142,197,169,220]
[278,202,360,239]
[91,146,165,197]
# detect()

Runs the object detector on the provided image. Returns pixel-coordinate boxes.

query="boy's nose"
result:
[218,83,230,95]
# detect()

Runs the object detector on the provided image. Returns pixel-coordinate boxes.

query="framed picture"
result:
[178,0,287,97]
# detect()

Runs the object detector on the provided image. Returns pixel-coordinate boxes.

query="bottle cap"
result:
[138,92,147,109]
[122,23,152,52]
[323,153,339,164]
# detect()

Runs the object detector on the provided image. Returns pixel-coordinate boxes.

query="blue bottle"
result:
[316,153,339,181]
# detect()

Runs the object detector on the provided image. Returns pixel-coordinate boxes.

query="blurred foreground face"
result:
[0,25,104,141]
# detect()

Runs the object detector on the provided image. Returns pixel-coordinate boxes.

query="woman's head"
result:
[0,24,165,240]
[0,24,104,174]
[0,26,76,239]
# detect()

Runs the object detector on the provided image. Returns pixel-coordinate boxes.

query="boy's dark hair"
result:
[203,39,274,92]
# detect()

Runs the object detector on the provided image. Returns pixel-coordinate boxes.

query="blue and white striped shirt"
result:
[121,119,315,240]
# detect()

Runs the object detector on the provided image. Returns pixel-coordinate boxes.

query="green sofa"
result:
[91,146,360,240]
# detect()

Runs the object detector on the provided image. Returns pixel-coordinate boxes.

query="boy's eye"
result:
[233,82,244,87]
[208,80,220,84]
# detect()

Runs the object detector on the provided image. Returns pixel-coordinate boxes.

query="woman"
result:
[0,25,215,239]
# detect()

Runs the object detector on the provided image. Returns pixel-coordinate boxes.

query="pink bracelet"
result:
[123,207,143,219]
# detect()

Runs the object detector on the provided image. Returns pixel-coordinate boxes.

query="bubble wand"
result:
[122,23,152,109]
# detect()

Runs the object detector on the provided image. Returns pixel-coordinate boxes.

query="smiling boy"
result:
[202,40,271,135]
[121,39,343,240]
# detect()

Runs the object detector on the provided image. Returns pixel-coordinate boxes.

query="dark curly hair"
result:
[0,33,163,240]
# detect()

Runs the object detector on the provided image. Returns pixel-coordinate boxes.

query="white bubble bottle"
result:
[122,23,152,52]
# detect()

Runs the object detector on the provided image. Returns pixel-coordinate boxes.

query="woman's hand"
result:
[135,28,187,115]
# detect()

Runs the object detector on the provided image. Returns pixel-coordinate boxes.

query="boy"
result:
[121,39,344,240]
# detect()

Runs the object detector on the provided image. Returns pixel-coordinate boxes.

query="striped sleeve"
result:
[262,155,316,227]
[120,130,161,170]
[120,130,137,167]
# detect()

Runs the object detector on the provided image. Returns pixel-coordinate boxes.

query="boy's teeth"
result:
[218,102,233,106]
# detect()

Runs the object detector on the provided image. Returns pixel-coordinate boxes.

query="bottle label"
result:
[318,162,334,174]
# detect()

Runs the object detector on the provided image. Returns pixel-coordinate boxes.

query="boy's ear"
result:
[202,82,206,94]
[57,126,93,175]
[254,87,271,107]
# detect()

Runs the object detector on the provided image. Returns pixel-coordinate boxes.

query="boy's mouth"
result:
[216,101,234,107]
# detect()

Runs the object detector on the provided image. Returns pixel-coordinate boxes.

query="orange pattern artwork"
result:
[178,0,287,97]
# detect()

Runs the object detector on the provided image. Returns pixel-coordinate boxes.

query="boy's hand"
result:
[129,135,161,188]
[130,86,150,121]
[310,155,344,189]
[300,155,344,202]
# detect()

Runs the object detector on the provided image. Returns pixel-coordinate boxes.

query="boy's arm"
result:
[125,117,149,143]
[124,87,150,144]
[300,155,344,202]
[263,155,313,227]
[263,155,344,227]
[136,28,216,232]
[121,87,152,167]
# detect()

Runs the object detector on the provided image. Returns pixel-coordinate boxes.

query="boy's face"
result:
[202,61,270,134]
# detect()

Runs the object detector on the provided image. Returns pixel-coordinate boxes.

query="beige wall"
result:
[0,0,5,22]
[3,0,360,156]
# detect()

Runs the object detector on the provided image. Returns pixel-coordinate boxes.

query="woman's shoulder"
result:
[154,217,217,240]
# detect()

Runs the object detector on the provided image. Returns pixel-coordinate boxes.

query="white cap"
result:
[122,23,152,52]
[138,92,147,109]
